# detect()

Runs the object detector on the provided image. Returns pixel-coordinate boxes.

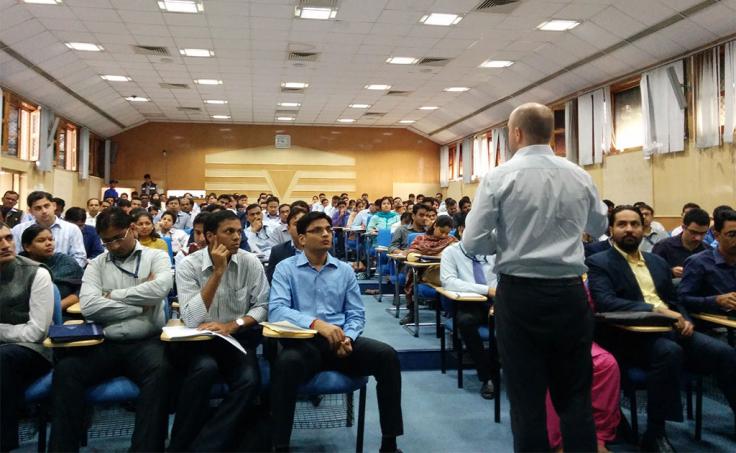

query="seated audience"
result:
[586,205,736,452]
[12,191,86,268]
[53,197,66,219]
[458,198,472,216]
[117,198,132,215]
[269,212,403,452]
[49,208,173,451]
[678,209,736,314]
[439,198,459,218]
[1,190,24,228]
[367,197,400,233]
[130,197,142,210]
[704,205,734,248]
[132,210,168,253]
[157,210,189,254]
[425,206,438,227]
[347,199,366,227]
[401,216,457,325]
[351,199,376,229]
[263,196,282,228]
[174,212,209,268]
[162,197,192,230]
[670,202,701,236]
[20,225,83,311]
[63,207,104,260]
[179,196,195,219]
[271,203,292,245]
[244,203,280,261]
[389,204,427,253]
[266,208,307,283]
[0,222,54,452]
[332,199,350,257]
[440,242,497,399]
[652,208,710,277]
[171,210,268,451]
[392,210,412,233]
[636,203,668,252]
[324,196,339,218]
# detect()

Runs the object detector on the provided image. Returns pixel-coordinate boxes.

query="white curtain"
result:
[695,49,721,149]
[439,145,449,188]
[462,137,472,183]
[472,133,491,179]
[79,127,90,180]
[0,90,3,148]
[577,88,613,166]
[640,60,685,158]
[564,100,578,164]
[453,144,461,179]
[37,107,56,172]
[491,128,509,164]
[724,41,736,144]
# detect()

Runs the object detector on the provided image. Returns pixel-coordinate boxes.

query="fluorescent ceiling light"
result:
[65,42,103,52]
[337,118,355,123]
[479,59,514,68]
[158,0,203,13]
[125,96,149,102]
[194,79,223,85]
[180,48,214,57]
[277,102,301,108]
[281,82,309,89]
[295,6,337,20]
[349,104,371,109]
[204,100,228,104]
[537,19,580,31]
[418,106,439,110]
[23,0,62,5]
[419,13,462,26]
[364,84,391,90]
[211,115,231,119]
[276,116,295,121]
[399,120,416,124]
[386,56,419,65]
[100,75,131,82]
[443,86,470,92]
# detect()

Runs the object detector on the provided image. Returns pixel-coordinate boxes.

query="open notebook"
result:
[260,321,317,339]
[161,326,246,355]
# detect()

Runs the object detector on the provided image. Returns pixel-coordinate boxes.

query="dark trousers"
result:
[270,335,403,448]
[495,274,596,452]
[49,336,171,452]
[0,345,51,452]
[597,327,736,435]
[455,302,494,382]
[168,337,260,452]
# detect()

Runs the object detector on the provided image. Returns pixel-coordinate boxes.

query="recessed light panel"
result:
[419,13,462,26]
[537,19,580,31]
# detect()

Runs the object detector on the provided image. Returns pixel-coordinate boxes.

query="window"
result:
[2,91,40,160]
[54,121,78,170]
[448,144,456,179]
[613,85,644,150]
[552,108,566,156]
[18,108,40,161]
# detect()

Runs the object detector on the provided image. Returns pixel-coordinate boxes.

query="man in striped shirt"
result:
[172,210,269,451]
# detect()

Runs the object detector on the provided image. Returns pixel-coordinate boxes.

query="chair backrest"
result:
[52,284,62,325]
[407,232,425,247]
[162,236,175,264]
[376,228,392,246]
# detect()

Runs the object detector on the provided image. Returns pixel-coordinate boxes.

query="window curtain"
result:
[462,137,473,184]
[0,90,3,148]
[79,127,90,180]
[491,127,509,164]
[565,99,578,164]
[724,40,736,144]
[695,49,721,149]
[439,145,449,187]
[640,60,685,158]
[37,107,56,172]
[453,144,461,179]
[472,133,491,179]
[577,88,613,166]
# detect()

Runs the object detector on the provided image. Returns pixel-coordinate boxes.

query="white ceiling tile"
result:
[116,9,165,25]
[71,6,121,22]
[1,5,35,29]
[0,19,46,45]
[591,6,647,39]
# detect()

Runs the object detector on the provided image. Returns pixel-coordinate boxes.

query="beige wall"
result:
[0,155,103,210]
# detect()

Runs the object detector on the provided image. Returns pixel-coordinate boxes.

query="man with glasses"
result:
[653,208,710,278]
[679,209,736,314]
[49,207,173,451]
[269,211,403,452]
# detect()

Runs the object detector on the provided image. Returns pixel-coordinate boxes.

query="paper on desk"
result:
[452,291,487,299]
[162,326,247,355]
[260,320,317,334]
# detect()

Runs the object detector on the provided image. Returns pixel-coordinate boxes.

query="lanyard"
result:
[112,251,142,279]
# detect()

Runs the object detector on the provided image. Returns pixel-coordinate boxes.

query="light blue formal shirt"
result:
[12,216,87,268]
[463,144,608,278]
[269,252,365,340]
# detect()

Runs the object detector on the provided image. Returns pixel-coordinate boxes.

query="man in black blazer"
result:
[587,205,736,453]
[266,207,307,284]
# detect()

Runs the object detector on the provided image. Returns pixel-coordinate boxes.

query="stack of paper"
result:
[162,326,247,355]
[260,321,317,339]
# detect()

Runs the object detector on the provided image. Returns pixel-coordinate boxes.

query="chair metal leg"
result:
[435,301,441,338]
[440,325,447,374]
[356,386,366,453]
[346,391,354,427]
[36,406,47,453]
[629,390,638,440]
[494,371,501,424]
[695,376,703,441]
[453,323,463,388]
[686,380,693,420]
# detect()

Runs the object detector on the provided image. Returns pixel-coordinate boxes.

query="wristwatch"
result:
[235,317,245,328]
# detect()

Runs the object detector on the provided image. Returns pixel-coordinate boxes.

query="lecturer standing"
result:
[463,103,608,452]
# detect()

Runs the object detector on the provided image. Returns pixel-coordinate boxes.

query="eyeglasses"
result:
[306,227,333,235]
[684,228,708,238]
[101,228,130,247]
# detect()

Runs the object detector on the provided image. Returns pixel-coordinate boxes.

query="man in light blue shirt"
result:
[269,211,403,452]
[464,103,607,452]
[12,191,86,268]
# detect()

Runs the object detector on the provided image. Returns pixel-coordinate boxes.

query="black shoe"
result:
[399,313,415,325]
[480,381,495,400]
[640,432,676,453]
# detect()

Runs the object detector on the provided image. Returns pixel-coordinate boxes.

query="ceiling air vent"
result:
[386,90,412,96]
[281,87,306,94]
[131,45,171,56]
[288,51,320,62]
[473,0,521,13]
[362,112,386,118]
[142,112,166,118]
[177,106,201,112]
[417,57,450,67]
[159,82,190,89]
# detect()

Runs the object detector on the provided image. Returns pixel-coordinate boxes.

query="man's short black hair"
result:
[713,205,734,222]
[193,212,210,226]
[290,200,310,211]
[245,203,261,214]
[296,211,332,235]
[444,198,457,207]
[161,210,177,222]
[458,199,471,209]
[603,199,615,210]
[714,209,736,232]
[117,199,131,208]
[427,214,454,235]
[412,204,428,215]
[287,207,308,225]
[64,207,86,223]
[52,197,65,209]
[682,202,700,213]
[203,210,240,236]
[167,196,180,204]
[609,205,644,228]
[144,174,151,179]
[337,199,347,206]
[95,207,131,233]
[27,191,54,208]
[682,208,710,228]
[278,203,290,210]
[637,203,654,214]
[266,196,280,204]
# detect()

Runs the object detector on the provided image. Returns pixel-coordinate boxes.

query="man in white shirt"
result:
[263,196,282,229]
[351,201,378,229]
[636,203,668,253]
[86,198,101,226]
[243,204,279,261]
[464,103,607,452]
[12,191,86,268]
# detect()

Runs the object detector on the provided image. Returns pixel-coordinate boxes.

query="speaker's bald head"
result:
[508,103,554,147]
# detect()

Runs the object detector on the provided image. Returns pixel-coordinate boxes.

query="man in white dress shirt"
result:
[463,103,608,452]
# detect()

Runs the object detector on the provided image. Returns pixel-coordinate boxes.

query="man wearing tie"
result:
[463,103,608,451]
